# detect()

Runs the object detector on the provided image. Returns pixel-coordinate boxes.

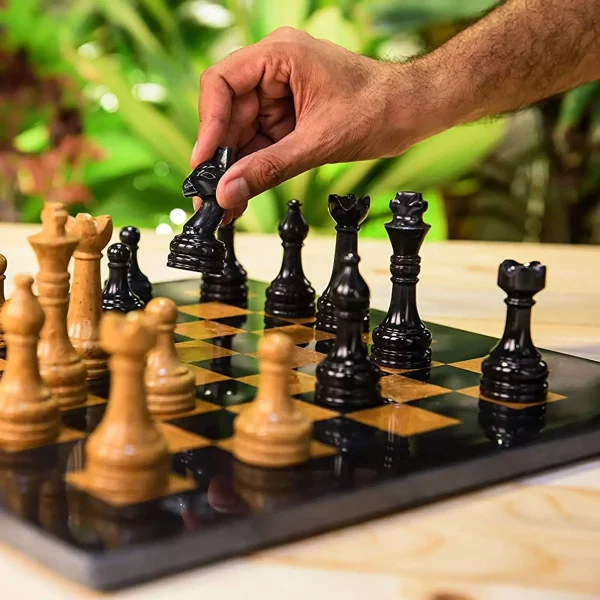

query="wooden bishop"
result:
[144,297,195,415]
[28,202,87,407]
[84,311,169,504]
[0,275,60,451]
[66,212,113,381]
[233,332,312,468]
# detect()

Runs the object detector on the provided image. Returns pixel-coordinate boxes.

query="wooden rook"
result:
[85,311,170,504]
[167,146,233,275]
[144,297,196,415]
[316,194,370,333]
[0,275,60,451]
[480,260,549,403]
[371,192,432,370]
[233,332,312,468]
[66,213,113,381]
[28,202,88,408]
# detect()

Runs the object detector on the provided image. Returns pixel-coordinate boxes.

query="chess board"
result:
[1,277,600,591]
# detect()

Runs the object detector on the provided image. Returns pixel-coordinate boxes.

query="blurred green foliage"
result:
[2,0,596,243]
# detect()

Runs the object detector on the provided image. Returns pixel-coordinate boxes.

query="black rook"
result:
[371,192,432,370]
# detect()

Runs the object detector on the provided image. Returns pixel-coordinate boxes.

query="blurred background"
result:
[0,0,599,243]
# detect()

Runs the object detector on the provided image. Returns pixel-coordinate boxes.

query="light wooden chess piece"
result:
[85,311,169,504]
[0,275,60,451]
[66,212,113,381]
[233,332,312,468]
[28,202,87,407]
[144,297,195,415]
[0,254,7,352]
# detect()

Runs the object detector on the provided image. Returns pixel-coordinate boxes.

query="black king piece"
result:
[167,146,233,275]
[316,194,370,333]
[265,199,315,318]
[200,219,248,307]
[480,260,549,403]
[371,192,432,370]
[315,252,382,410]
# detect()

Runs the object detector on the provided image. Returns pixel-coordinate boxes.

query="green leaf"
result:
[304,6,361,52]
[369,119,507,199]
[138,0,177,35]
[248,0,309,41]
[14,124,49,153]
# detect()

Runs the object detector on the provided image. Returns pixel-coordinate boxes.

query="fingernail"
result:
[223,177,250,207]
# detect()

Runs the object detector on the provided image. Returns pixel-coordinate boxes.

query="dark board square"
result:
[214,313,289,332]
[194,355,260,378]
[172,446,233,485]
[404,365,482,389]
[168,409,236,441]
[62,404,107,433]
[174,333,195,344]
[176,312,200,324]
[427,322,496,363]
[313,416,404,452]
[204,332,261,354]
[196,379,257,407]
[407,391,481,423]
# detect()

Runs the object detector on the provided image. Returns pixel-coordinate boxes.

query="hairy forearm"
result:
[404,0,600,141]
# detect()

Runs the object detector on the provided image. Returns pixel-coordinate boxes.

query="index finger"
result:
[192,44,273,167]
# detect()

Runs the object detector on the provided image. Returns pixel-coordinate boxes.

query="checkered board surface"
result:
[1,277,600,592]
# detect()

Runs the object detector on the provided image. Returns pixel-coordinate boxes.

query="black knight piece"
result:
[480,260,549,403]
[264,199,315,318]
[102,243,144,313]
[167,146,233,275]
[371,192,432,370]
[315,252,382,410]
[119,226,152,304]
[316,194,370,333]
[200,219,248,306]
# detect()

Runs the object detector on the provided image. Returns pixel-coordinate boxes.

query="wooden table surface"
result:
[0,223,599,600]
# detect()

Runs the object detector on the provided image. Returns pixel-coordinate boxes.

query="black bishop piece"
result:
[167,146,233,275]
[315,252,382,410]
[120,225,152,304]
[102,243,144,313]
[480,260,549,403]
[371,192,432,370]
[200,219,248,307]
[316,194,370,333]
[265,199,315,319]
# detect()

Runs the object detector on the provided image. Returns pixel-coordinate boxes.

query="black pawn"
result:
[480,260,549,403]
[120,226,152,304]
[200,219,248,306]
[371,192,432,370]
[167,146,233,275]
[316,194,370,333]
[102,243,144,313]
[265,199,315,318]
[315,252,382,410]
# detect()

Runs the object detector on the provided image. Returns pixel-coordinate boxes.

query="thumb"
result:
[216,132,319,209]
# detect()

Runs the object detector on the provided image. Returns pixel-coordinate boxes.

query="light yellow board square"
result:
[178,302,250,320]
[255,324,334,344]
[57,426,86,444]
[247,346,325,369]
[237,371,316,396]
[66,471,195,507]
[216,437,336,460]
[381,375,450,403]
[189,365,231,385]
[175,320,244,340]
[175,340,237,363]
[153,400,220,422]
[294,399,337,421]
[158,422,212,453]
[348,403,460,437]
[381,361,444,375]
[459,386,567,409]
[450,358,485,374]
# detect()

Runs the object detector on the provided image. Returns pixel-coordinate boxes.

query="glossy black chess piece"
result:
[315,252,382,410]
[167,146,233,275]
[119,226,152,304]
[480,260,549,403]
[316,194,370,333]
[371,192,432,370]
[200,219,248,306]
[264,199,315,318]
[102,243,144,313]
[478,400,546,448]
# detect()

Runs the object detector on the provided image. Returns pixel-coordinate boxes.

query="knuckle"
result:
[270,26,298,39]
[199,67,215,86]
[253,155,287,190]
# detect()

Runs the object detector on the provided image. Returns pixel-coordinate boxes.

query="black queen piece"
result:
[371,192,432,370]
[167,146,233,275]
[480,260,549,403]
[316,193,370,333]
[315,252,382,410]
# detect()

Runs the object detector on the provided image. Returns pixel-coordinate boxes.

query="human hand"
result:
[191,27,421,219]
